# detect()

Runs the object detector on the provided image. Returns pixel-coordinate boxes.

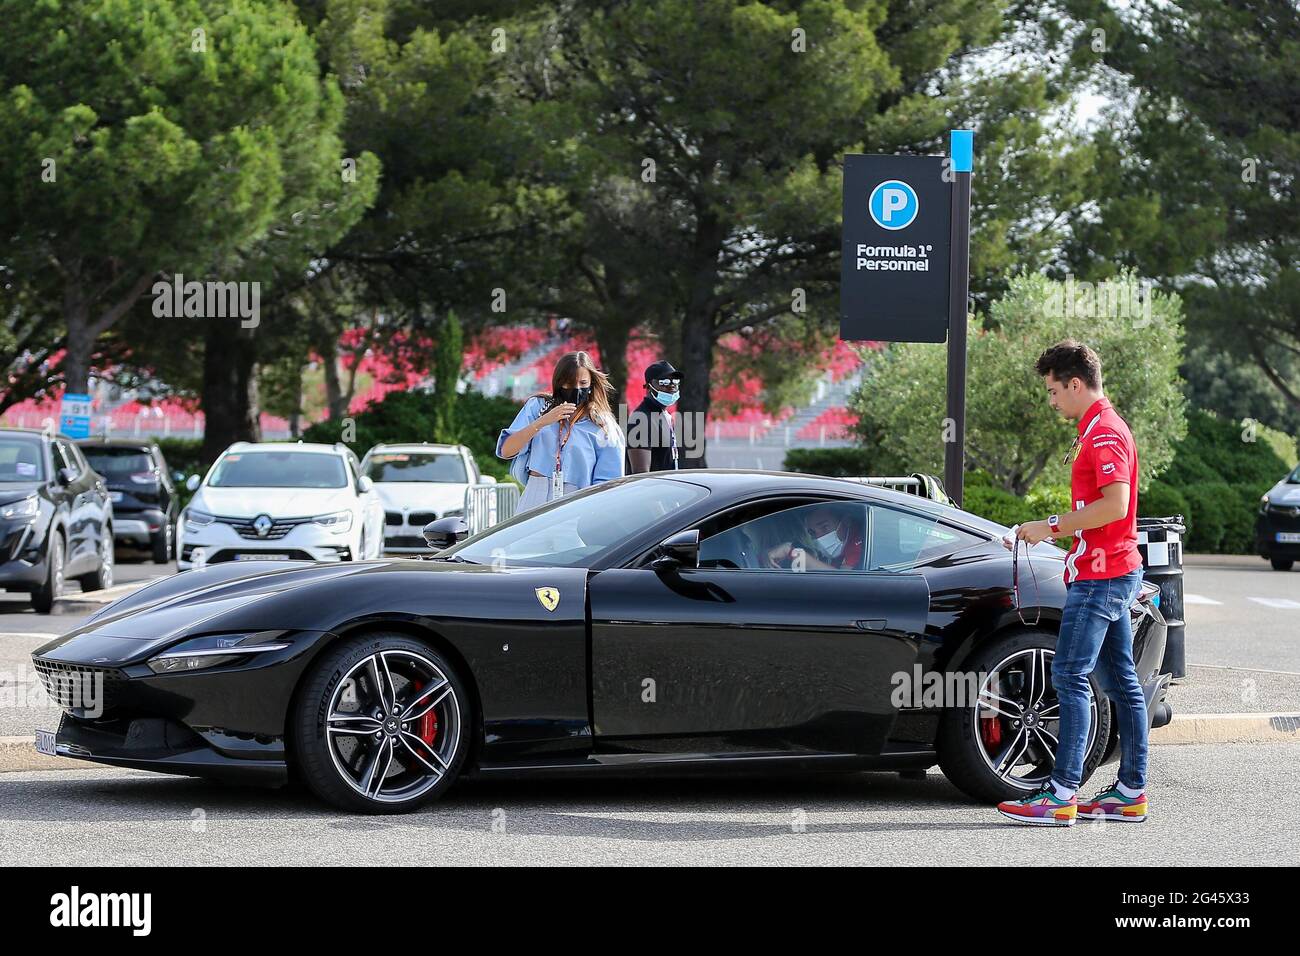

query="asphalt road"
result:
[0,743,1294,866]
[0,552,1296,866]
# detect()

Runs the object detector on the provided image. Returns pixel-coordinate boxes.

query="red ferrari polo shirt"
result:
[1064,397,1142,583]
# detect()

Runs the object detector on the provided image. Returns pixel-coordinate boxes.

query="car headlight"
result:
[147,632,291,675]
[184,508,215,531]
[1,494,39,520]
[312,510,353,534]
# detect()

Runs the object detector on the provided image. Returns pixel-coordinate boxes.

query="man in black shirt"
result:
[626,360,682,474]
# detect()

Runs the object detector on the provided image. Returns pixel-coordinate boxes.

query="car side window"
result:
[698,500,869,571]
[867,505,985,571]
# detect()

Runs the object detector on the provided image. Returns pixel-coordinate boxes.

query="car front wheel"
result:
[291,633,470,813]
[938,628,1112,804]
[1271,558,1294,571]
[31,531,65,613]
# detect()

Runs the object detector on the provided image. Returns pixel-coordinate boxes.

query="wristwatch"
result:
[1047,514,1061,535]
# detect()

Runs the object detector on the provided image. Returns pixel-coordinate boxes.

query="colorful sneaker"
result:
[1078,781,1148,822]
[996,784,1078,827]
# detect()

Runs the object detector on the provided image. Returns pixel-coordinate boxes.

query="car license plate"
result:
[108,491,123,502]
[35,730,56,756]
[1278,532,1300,544]
[235,553,290,561]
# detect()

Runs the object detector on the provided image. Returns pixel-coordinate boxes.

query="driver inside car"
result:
[765,504,865,570]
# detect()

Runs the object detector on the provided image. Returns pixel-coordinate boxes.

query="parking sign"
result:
[59,393,92,439]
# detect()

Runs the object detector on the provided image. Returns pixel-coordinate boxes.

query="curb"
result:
[2,713,1298,775]
[1149,712,1300,746]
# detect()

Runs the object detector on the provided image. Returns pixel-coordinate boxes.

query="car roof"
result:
[0,427,53,439]
[622,469,1009,537]
[223,442,344,456]
[77,438,154,450]
[365,443,465,454]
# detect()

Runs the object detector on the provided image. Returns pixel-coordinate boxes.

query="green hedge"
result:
[782,446,877,476]
[303,389,522,485]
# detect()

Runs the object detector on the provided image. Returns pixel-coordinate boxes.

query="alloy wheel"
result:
[972,647,1097,792]
[324,649,461,804]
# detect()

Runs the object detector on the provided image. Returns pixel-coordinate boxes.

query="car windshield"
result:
[83,447,152,477]
[0,436,45,482]
[366,452,467,483]
[209,451,348,489]
[1288,464,1300,483]
[447,477,709,568]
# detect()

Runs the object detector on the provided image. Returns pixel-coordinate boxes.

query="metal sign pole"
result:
[944,131,973,507]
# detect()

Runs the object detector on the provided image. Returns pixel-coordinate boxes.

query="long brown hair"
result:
[530,350,619,439]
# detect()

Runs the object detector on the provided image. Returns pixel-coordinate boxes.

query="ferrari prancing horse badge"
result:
[534,587,560,612]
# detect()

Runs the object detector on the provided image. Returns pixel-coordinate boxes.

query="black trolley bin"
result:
[1136,515,1186,679]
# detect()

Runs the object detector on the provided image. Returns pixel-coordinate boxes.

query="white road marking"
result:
[1183,594,1223,606]
[1247,597,1300,610]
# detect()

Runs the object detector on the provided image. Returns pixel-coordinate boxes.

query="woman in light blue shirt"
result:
[497,350,625,512]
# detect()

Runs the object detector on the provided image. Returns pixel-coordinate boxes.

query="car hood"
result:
[0,483,41,505]
[31,557,538,665]
[374,482,467,512]
[193,486,353,518]
[1266,480,1300,506]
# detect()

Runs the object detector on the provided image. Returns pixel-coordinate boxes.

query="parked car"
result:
[1256,463,1300,570]
[360,443,488,554]
[176,442,384,569]
[78,439,177,563]
[32,471,1170,812]
[0,428,114,612]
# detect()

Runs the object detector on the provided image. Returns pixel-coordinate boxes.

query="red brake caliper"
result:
[980,714,1003,749]
[412,680,438,747]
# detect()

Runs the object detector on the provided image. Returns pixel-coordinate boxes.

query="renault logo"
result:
[253,514,273,538]
[534,587,560,612]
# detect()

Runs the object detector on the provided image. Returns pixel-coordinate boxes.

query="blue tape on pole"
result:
[950,129,973,173]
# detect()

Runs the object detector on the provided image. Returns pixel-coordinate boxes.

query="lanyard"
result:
[666,411,679,469]
[551,413,576,498]
[1011,538,1041,626]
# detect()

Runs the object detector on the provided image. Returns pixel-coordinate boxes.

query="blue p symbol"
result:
[869,180,919,231]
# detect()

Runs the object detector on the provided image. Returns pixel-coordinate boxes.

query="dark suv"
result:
[1256,463,1300,571]
[0,428,115,612]
[79,439,177,563]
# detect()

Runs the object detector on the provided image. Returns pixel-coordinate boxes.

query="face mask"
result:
[815,527,844,560]
[651,388,679,406]
[555,385,591,406]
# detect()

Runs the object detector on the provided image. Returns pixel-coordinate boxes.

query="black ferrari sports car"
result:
[32,471,1173,813]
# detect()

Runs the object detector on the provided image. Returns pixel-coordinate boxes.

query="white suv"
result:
[177,442,385,569]
[360,443,487,554]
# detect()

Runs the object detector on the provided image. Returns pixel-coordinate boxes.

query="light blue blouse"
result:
[496,396,625,487]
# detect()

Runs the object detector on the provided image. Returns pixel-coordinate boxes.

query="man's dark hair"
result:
[1035,339,1102,390]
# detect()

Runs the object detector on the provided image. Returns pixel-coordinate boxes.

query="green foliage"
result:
[849,272,1188,496]
[781,446,878,477]
[1137,480,1189,524]
[1159,410,1290,487]
[302,388,521,484]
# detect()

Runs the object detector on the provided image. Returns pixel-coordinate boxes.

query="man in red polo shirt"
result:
[996,340,1150,827]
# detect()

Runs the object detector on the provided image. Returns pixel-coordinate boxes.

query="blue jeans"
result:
[1051,568,1148,792]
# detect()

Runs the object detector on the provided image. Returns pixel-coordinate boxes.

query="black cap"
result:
[644,360,682,384]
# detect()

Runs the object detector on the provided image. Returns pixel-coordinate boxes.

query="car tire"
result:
[291,633,471,814]
[77,528,115,592]
[31,531,66,614]
[1271,558,1294,571]
[937,627,1112,804]
[151,524,172,564]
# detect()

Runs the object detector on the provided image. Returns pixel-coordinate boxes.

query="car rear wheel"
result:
[291,633,470,813]
[937,628,1111,803]
[1271,558,1294,571]
[31,531,65,614]
[77,528,114,592]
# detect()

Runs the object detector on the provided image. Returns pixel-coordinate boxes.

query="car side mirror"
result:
[58,467,76,486]
[357,476,374,494]
[652,529,699,570]
[479,475,497,485]
[185,474,201,492]
[423,516,469,550]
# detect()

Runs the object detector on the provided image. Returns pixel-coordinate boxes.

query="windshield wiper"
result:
[431,554,478,564]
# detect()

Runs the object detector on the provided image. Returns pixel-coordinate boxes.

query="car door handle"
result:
[855,619,888,631]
